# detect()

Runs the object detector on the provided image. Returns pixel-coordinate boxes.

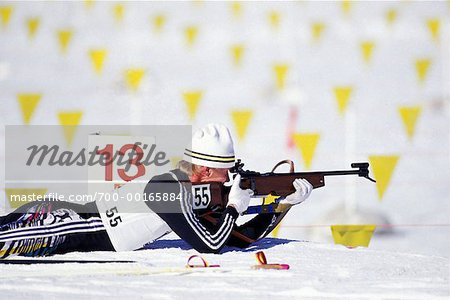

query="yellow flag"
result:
[426,18,440,43]
[331,225,376,247]
[170,156,182,169]
[341,0,351,15]
[5,188,48,209]
[311,22,325,42]
[263,194,280,237]
[27,17,40,39]
[185,26,198,46]
[231,110,253,142]
[271,222,282,238]
[369,155,399,200]
[333,86,353,116]
[153,14,166,32]
[17,94,41,125]
[57,29,73,54]
[231,2,242,18]
[58,111,83,146]
[263,194,278,205]
[268,11,280,28]
[89,49,107,75]
[230,44,244,66]
[183,91,203,121]
[398,106,422,141]
[415,59,431,84]
[273,64,289,90]
[125,69,145,91]
[385,9,397,25]
[360,41,375,64]
[113,3,124,22]
[292,133,320,170]
[84,0,95,9]
[0,6,13,28]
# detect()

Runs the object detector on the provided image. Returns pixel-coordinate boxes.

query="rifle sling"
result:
[201,215,256,245]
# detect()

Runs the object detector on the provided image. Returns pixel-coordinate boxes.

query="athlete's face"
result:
[190,166,230,183]
[203,167,229,183]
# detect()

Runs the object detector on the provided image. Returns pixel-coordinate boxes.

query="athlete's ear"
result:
[198,166,210,177]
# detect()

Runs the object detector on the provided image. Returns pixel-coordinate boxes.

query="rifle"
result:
[231,159,376,198]
[198,160,376,245]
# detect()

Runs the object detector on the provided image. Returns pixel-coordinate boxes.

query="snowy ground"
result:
[0,234,449,300]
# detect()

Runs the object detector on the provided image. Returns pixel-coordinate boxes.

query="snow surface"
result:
[0,235,449,300]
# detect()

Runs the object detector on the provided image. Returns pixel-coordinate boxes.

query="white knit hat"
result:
[183,123,235,168]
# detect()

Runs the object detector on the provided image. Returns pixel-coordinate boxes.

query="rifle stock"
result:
[240,173,325,197]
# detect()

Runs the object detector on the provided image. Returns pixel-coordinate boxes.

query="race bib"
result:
[191,184,211,210]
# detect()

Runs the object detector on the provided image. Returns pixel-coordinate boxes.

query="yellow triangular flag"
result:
[125,69,145,91]
[263,194,279,237]
[333,86,353,116]
[57,29,73,54]
[170,156,182,169]
[273,64,289,90]
[361,41,375,64]
[26,17,40,39]
[341,0,351,15]
[271,222,282,238]
[415,58,431,84]
[230,44,244,66]
[58,111,83,146]
[331,225,376,247]
[89,49,107,75]
[369,155,399,200]
[183,91,203,121]
[427,18,440,43]
[386,9,397,25]
[264,194,278,205]
[0,6,13,28]
[231,2,242,19]
[185,26,198,47]
[268,11,280,28]
[192,0,204,7]
[292,133,320,170]
[113,3,124,22]
[231,110,253,142]
[311,22,325,42]
[5,188,48,209]
[84,0,95,9]
[398,106,422,141]
[17,94,41,125]
[153,14,166,32]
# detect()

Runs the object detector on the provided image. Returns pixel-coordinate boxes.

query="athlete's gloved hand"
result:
[227,174,254,215]
[280,178,313,206]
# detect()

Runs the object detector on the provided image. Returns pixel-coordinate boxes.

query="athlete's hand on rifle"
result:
[280,178,313,206]
[227,174,254,215]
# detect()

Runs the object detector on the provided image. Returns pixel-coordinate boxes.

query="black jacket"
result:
[144,169,280,253]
